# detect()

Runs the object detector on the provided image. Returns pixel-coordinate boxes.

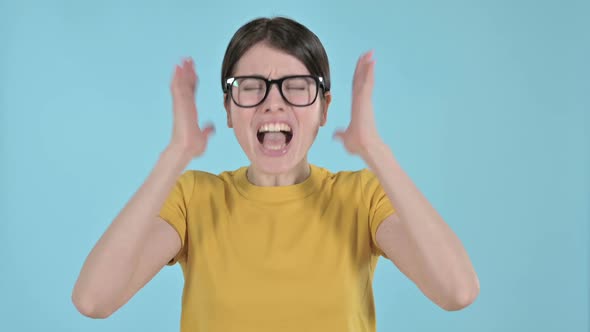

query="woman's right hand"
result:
[169,57,215,158]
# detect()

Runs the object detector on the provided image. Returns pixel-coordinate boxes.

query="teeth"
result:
[266,143,287,150]
[258,122,292,133]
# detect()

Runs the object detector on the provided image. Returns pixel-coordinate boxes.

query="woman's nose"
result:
[263,83,285,112]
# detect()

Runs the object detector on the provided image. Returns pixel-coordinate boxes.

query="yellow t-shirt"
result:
[159,164,395,332]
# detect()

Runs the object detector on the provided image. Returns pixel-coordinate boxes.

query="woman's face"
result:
[224,42,331,175]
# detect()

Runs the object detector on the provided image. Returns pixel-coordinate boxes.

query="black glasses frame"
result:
[223,75,329,108]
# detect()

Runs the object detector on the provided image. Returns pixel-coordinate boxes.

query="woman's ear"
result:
[224,94,233,128]
[320,92,332,126]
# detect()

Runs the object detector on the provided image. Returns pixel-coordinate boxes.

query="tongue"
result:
[262,132,287,147]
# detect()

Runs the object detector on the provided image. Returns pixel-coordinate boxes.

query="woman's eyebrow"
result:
[231,73,265,78]
[233,73,310,79]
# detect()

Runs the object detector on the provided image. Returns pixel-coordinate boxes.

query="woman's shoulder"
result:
[313,164,376,184]
[180,166,247,187]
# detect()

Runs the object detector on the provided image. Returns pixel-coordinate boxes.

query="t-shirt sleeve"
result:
[360,169,396,257]
[159,170,196,265]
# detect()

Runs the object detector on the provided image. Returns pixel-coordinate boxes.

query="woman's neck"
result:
[246,160,311,187]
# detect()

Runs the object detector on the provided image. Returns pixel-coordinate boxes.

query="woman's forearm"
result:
[72,145,191,316]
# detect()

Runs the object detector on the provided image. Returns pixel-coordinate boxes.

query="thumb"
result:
[333,129,346,141]
[202,123,216,138]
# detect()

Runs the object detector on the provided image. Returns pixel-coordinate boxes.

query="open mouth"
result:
[256,122,293,151]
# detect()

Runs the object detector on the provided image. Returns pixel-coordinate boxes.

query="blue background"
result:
[1,0,588,331]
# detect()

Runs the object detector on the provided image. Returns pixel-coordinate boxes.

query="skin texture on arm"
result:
[102,216,183,317]
[334,51,480,311]
[71,147,188,318]
[372,157,480,311]
[72,58,213,318]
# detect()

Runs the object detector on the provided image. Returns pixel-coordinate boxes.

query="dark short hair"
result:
[221,16,331,96]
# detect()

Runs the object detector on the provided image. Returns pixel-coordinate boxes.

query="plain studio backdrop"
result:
[1,0,588,331]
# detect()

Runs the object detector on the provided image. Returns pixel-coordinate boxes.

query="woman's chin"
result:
[249,143,306,176]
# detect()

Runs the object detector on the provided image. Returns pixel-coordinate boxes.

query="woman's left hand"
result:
[333,51,384,159]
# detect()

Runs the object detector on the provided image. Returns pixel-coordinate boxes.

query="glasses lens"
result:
[232,78,266,107]
[282,77,318,106]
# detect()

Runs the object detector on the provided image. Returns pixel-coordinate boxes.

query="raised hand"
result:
[333,51,383,158]
[169,57,215,158]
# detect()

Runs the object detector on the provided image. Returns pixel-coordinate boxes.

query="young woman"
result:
[72,16,479,332]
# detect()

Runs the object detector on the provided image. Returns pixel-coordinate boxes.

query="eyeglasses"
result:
[223,75,329,108]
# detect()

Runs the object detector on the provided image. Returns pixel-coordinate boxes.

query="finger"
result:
[181,57,195,76]
[361,51,374,77]
[188,57,195,72]
[352,57,363,91]
[367,59,375,86]
[171,65,180,80]
[181,57,192,73]
[353,50,373,88]
[179,58,197,89]
[359,50,373,68]
[357,57,375,95]
[353,53,365,79]
[170,65,182,90]
[192,61,198,82]
[202,123,216,138]
[202,122,215,132]
[333,129,345,141]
